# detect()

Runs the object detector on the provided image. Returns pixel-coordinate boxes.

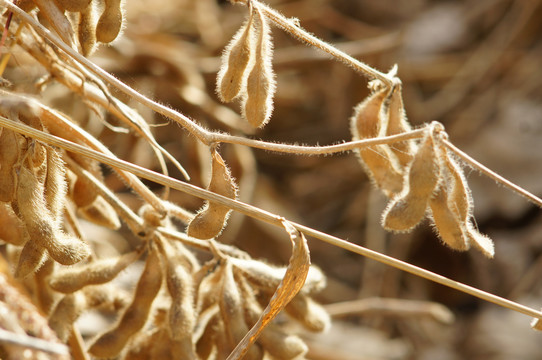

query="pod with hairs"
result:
[350,86,404,196]
[382,127,442,232]
[88,248,163,358]
[49,247,144,293]
[96,0,123,43]
[78,4,97,57]
[242,7,276,128]
[383,83,416,168]
[284,294,331,333]
[230,257,326,295]
[187,149,238,239]
[216,8,255,102]
[219,261,263,359]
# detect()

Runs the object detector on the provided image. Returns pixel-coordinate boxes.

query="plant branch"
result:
[2,116,542,323]
[443,139,542,208]
[251,0,394,85]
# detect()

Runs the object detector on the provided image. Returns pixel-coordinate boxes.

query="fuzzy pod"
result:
[96,0,123,43]
[216,10,255,102]
[15,165,90,266]
[429,185,469,251]
[284,294,331,333]
[44,147,68,222]
[14,240,47,278]
[219,261,263,359]
[164,256,196,342]
[88,248,163,358]
[77,4,97,57]
[187,150,238,240]
[48,293,86,342]
[382,129,441,232]
[230,257,326,295]
[384,84,416,168]
[350,87,404,196]
[242,7,276,128]
[0,203,26,246]
[49,248,144,293]
[55,0,92,12]
[466,223,494,258]
[0,129,21,202]
[79,196,122,230]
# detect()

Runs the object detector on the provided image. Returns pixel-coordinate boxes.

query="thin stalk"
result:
[2,116,541,322]
[443,139,542,208]
[253,1,394,85]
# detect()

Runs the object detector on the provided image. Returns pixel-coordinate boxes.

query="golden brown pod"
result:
[96,0,123,43]
[187,149,238,239]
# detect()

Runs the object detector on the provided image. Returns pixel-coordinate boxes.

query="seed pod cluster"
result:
[350,78,494,256]
[217,4,277,128]
[23,0,124,56]
[187,149,238,239]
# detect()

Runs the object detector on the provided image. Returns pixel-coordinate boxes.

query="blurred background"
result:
[11,0,542,358]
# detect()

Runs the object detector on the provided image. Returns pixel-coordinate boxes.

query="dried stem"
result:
[253,0,394,86]
[2,116,542,323]
[0,328,69,356]
[443,139,542,208]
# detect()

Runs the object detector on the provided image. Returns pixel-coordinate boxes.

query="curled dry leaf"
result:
[242,6,276,128]
[187,149,238,240]
[226,220,310,360]
[217,8,255,102]
[350,85,404,196]
[382,125,442,232]
[88,246,163,358]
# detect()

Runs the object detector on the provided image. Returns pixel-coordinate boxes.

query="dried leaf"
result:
[226,220,310,360]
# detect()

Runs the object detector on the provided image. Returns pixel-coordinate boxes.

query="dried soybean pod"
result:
[382,127,441,232]
[15,166,90,265]
[79,196,122,230]
[219,261,263,359]
[96,0,123,43]
[466,223,495,258]
[385,83,415,167]
[15,240,47,278]
[258,325,308,360]
[187,149,238,240]
[17,0,36,11]
[164,254,196,342]
[33,0,77,48]
[216,8,255,102]
[284,294,330,333]
[44,147,68,221]
[350,87,404,196]
[230,257,326,295]
[242,7,276,128]
[429,186,469,251]
[78,4,97,56]
[0,203,26,246]
[0,129,21,202]
[49,247,144,293]
[48,292,86,342]
[88,247,163,358]
[55,0,92,12]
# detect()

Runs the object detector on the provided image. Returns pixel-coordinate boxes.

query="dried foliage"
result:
[0,0,541,359]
